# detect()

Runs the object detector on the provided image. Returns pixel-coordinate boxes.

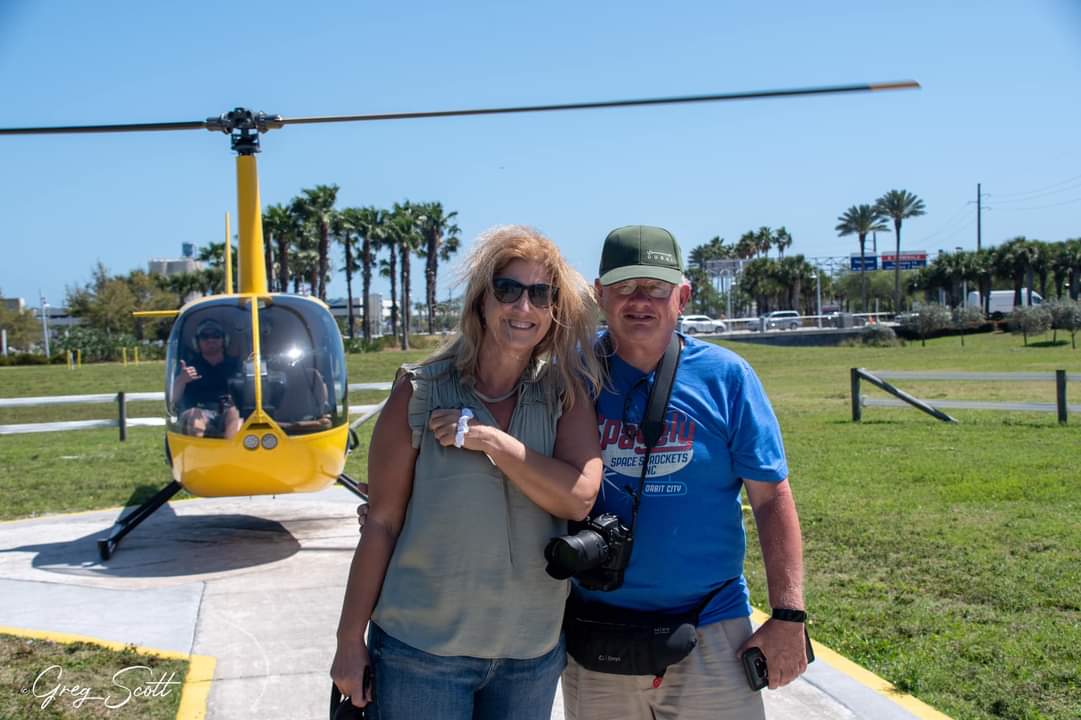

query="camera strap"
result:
[598,332,682,534]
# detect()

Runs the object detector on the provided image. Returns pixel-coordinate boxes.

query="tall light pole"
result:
[976,183,982,252]
[39,293,50,358]
[815,271,822,327]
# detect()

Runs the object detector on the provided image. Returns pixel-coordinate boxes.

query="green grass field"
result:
[0,634,187,719]
[1,334,1079,719]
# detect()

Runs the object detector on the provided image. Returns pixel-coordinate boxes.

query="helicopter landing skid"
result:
[336,473,369,503]
[97,480,183,561]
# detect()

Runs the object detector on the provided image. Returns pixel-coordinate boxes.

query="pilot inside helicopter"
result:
[171,318,243,438]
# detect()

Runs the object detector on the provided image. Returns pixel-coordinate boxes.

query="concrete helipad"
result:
[0,489,946,719]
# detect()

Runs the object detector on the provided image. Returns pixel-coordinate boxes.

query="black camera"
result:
[544,513,633,591]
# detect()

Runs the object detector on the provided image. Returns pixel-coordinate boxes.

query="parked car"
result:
[825,312,866,328]
[762,310,801,330]
[678,314,727,334]
[966,289,1043,320]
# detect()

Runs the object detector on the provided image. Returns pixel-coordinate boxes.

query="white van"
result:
[966,289,1043,319]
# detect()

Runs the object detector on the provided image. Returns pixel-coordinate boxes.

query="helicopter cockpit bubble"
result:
[256,297,347,436]
[165,300,250,438]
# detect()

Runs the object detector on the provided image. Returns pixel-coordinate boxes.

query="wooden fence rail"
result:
[0,382,392,437]
[851,368,1080,424]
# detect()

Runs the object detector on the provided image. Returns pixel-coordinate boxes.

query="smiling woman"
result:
[331,225,606,718]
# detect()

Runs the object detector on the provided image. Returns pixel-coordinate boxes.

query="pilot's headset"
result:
[191,318,230,353]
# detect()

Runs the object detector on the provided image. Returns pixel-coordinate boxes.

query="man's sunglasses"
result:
[492,277,557,308]
[198,332,224,340]
[608,279,675,299]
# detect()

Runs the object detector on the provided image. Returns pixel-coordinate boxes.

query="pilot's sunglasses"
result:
[609,279,675,299]
[492,277,557,308]
[198,332,224,340]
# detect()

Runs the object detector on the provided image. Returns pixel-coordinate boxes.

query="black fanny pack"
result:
[564,581,733,678]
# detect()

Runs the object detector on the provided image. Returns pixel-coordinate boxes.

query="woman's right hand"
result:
[330,637,373,708]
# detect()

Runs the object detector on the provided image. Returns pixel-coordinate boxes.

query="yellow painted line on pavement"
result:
[0,625,216,720]
[176,653,215,720]
[750,609,952,719]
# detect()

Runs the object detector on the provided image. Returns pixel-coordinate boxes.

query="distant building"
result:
[328,294,389,337]
[148,257,203,277]
[37,305,81,329]
[148,245,204,277]
[1,298,25,313]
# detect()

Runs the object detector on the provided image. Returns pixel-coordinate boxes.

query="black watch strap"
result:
[771,607,807,623]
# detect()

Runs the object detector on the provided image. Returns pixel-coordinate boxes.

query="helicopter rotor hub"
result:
[204,108,284,155]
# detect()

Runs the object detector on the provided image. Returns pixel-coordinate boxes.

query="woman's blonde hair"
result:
[425,225,601,411]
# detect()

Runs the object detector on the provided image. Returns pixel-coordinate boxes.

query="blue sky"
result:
[2,1,1080,309]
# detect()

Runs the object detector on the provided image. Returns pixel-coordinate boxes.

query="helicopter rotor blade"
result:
[277,81,920,127]
[0,81,919,136]
[0,119,210,136]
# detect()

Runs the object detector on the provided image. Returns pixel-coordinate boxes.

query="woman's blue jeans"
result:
[368,622,565,720]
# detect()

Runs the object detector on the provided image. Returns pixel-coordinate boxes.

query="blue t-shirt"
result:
[574,334,788,625]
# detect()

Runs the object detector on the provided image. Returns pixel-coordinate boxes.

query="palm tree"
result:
[196,241,238,279]
[777,255,815,312]
[1049,241,1071,300]
[972,248,994,314]
[263,203,295,293]
[754,226,773,259]
[1029,240,1050,301]
[292,185,339,300]
[333,209,358,339]
[992,237,1033,308]
[933,250,976,307]
[688,236,731,268]
[875,189,926,311]
[836,204,888,313]
[161,271,208,306]
[734,231,757,260]
[351,206,383,342]
[1063,238,1081,301]
[379,235,399,340]
[387,202,423,350]
[774,227,793,258]
[739,258,787,314]
[1020,241,1041,306]
[289,211,320,295]
[687,236,732,314]
[415,202,461,334]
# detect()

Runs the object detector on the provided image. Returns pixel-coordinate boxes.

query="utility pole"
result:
[815,272,822,328]
[39,293,50,358]
[976,183,982,251]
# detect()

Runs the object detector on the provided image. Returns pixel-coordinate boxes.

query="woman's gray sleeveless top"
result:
[371,357,569,659]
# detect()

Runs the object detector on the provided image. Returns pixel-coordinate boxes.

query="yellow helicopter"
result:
[0,81,918,560]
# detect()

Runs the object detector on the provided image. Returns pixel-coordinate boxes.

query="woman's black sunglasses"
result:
[492,277,557,308]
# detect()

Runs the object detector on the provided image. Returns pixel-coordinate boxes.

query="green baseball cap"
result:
[599,225,684,285]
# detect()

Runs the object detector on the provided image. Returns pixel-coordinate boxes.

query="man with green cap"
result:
[561,225,808,719]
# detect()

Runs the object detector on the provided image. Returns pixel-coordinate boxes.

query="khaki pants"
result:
[561,616,765,720]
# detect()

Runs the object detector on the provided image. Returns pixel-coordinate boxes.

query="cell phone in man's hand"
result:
[740,626,815,691]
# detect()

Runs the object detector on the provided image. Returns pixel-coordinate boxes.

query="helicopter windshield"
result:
[165,296,347,438]
[165,299,251,439]
[257,297,347,436]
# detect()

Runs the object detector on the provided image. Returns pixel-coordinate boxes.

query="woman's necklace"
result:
[472,382,521,403]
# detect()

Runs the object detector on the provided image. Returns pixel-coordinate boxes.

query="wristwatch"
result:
[770,607,807,623]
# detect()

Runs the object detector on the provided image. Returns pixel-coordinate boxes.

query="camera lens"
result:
[544,530,609,580]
